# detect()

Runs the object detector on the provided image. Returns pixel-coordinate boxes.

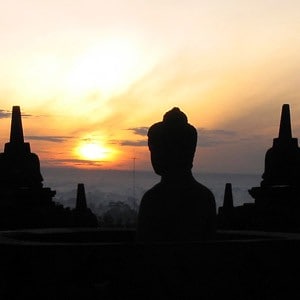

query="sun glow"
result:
[66,37,143,98]
[76,142,113,161]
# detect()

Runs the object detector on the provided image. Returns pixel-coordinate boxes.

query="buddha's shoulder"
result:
[142,182,164,198]
[191,180,214,197]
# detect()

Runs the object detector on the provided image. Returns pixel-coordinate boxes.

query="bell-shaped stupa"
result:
[260,104,300,187]
[0,106,44,189]
[249,104,300,209]
[218,104,300,232]
[246,104,300,231]
[0,106,99,229]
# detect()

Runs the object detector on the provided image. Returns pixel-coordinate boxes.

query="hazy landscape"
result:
[43,167,260,215]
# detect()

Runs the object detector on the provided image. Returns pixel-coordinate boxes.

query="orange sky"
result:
[1,0,300,173]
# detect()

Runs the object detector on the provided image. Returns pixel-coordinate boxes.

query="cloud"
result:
[0,108,37,119]
[119,140,148,147]
[127,127,148,136]
[43,158,104,167]
[109,138,147,147]
[197,128,238,147]
[26,135,74,143]
[114,127,239,148]
[0,109,11,119]
[115,127,238,148]
[198,128,236,136]
[22,113,34,118]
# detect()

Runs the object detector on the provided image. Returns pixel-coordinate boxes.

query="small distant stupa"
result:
[221,183,234,211]
[72,183,98,227]
[217,183,237,229]
[76,183,88,211]
[0,106,98,229]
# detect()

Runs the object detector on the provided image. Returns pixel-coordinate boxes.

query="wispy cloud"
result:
[198,128,236,136]
[0,108,38,119]
[197,128,238,147]
[43,158,105,167]
[109,138,147,147]
[116,127,238,148]
[127,127,148,136]
[26,135,74,143]
[0,109,11,119]
[21,113,34,118]
[119,140,148,147]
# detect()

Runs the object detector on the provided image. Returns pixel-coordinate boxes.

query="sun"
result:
[76,142,111,161]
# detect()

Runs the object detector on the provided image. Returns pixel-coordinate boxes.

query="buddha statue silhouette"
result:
[137,108,216,242]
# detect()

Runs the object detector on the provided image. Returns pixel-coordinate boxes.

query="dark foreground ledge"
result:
[0,228,300,299]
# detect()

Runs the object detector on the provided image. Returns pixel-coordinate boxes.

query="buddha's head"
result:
[148,107,197,176]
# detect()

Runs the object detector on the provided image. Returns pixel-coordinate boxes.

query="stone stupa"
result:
[0,106,98,229]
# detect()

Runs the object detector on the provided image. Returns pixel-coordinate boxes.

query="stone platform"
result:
[0,228,299,299]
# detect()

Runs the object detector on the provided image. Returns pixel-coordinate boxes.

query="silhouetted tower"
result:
[75,183,88,211]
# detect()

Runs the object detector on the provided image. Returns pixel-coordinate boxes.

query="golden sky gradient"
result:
[0,0,300,173]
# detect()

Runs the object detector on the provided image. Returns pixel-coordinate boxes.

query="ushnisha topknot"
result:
[147,107,197,172]
[148,107,197,146]
[162,107,188,126]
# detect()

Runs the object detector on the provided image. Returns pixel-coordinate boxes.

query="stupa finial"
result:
[278,104,292,140]
[10,106,24,144]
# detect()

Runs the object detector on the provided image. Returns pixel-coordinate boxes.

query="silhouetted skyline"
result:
[1,3,300,298]
[1,1,300,173]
